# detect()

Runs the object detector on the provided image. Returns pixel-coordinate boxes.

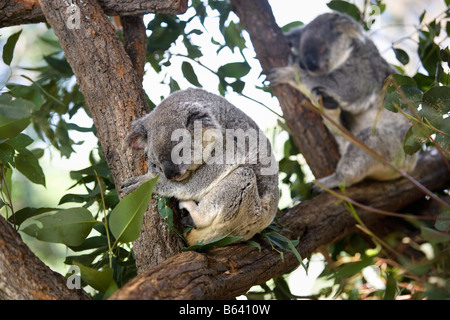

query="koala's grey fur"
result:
[269,12,418,190]
[121,88,279,246]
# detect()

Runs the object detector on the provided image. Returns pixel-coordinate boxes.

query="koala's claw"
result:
[266,69,281,85]
[120,177,141,195]
[267,66,295,86]
[310,182,325,194]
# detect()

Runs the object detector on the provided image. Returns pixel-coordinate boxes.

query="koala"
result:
[269,12,418,190]
[121,88,279,246]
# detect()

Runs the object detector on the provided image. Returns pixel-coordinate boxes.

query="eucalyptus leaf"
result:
[109,176,158,243]
[421,226,450,244]
[158,196,174,231]
[393,47,410,65]
[182,235,242,253]
[74,262,115,293]
[0,117,30,140]
[403,124,433,155]
[5,133,33,151]
[0,143,15,167]
[43,55,73,77]
[0,95,35,118]
[422,86,450,114]
[281,21,304,33]
[69,236,109,252]
[217,61,250,79]
[7,207,57,226]
[181,61,202,87]
[327,0,361,22]
[335,256,374,280]
[21,208,96,246]
[0,95,34,139]
[435,210,450,232]
[383,85,422,112]
[2,30,22,65]
[15,151,46,186]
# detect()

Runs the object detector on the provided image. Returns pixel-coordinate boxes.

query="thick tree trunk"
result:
[38,0,185,271]
[0,215,89,299]
[0,0,188,27]
[230,0,340,178]
[110,152,449,300]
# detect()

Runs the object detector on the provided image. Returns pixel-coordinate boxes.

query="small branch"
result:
[0,0,188,27]
[120,15,147,82]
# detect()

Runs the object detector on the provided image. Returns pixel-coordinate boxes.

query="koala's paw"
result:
[312,87,339,109]
[267,66,295,86]
[310,182,325,194]
[312,173,340,193]
[120,176,142,196]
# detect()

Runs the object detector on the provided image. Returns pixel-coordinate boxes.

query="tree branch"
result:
[230,0,340,178]
[110,152,449,300]
[0,215,89,299]
[120,15,147,82]
[0,0,188,27]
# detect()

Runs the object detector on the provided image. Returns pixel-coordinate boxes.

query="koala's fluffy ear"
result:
[334,14,364,41]
[285,27,304,53]
[127,117,148,149]
[185,103,221,131]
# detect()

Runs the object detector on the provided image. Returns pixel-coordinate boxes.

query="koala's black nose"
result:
[161,160,179,180]
[304,52,319,72]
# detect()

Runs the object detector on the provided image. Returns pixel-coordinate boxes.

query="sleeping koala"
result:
[269,12,418,190]
[121,88,279,246]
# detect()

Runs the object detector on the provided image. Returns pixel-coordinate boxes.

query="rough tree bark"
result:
[0,215,89,300]
[110,152,449,300]
[230,0,340,178]
[0,0,188,27]
[120,15,147,82]
[117,14,176,274]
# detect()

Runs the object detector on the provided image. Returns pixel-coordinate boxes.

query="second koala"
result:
[121,88,279,246]
[269,12,418,190]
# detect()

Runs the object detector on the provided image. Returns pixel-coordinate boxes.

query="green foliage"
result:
[0,0,449,300]
[109,177,158,243]
[74,262,117,297]
[183,235,243,253]
[0,95,33,139]
[157,196,175,231]
[384,74,449,156]
[2,30,22,66]
[0,94,45,186]
[21,208,97,246]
